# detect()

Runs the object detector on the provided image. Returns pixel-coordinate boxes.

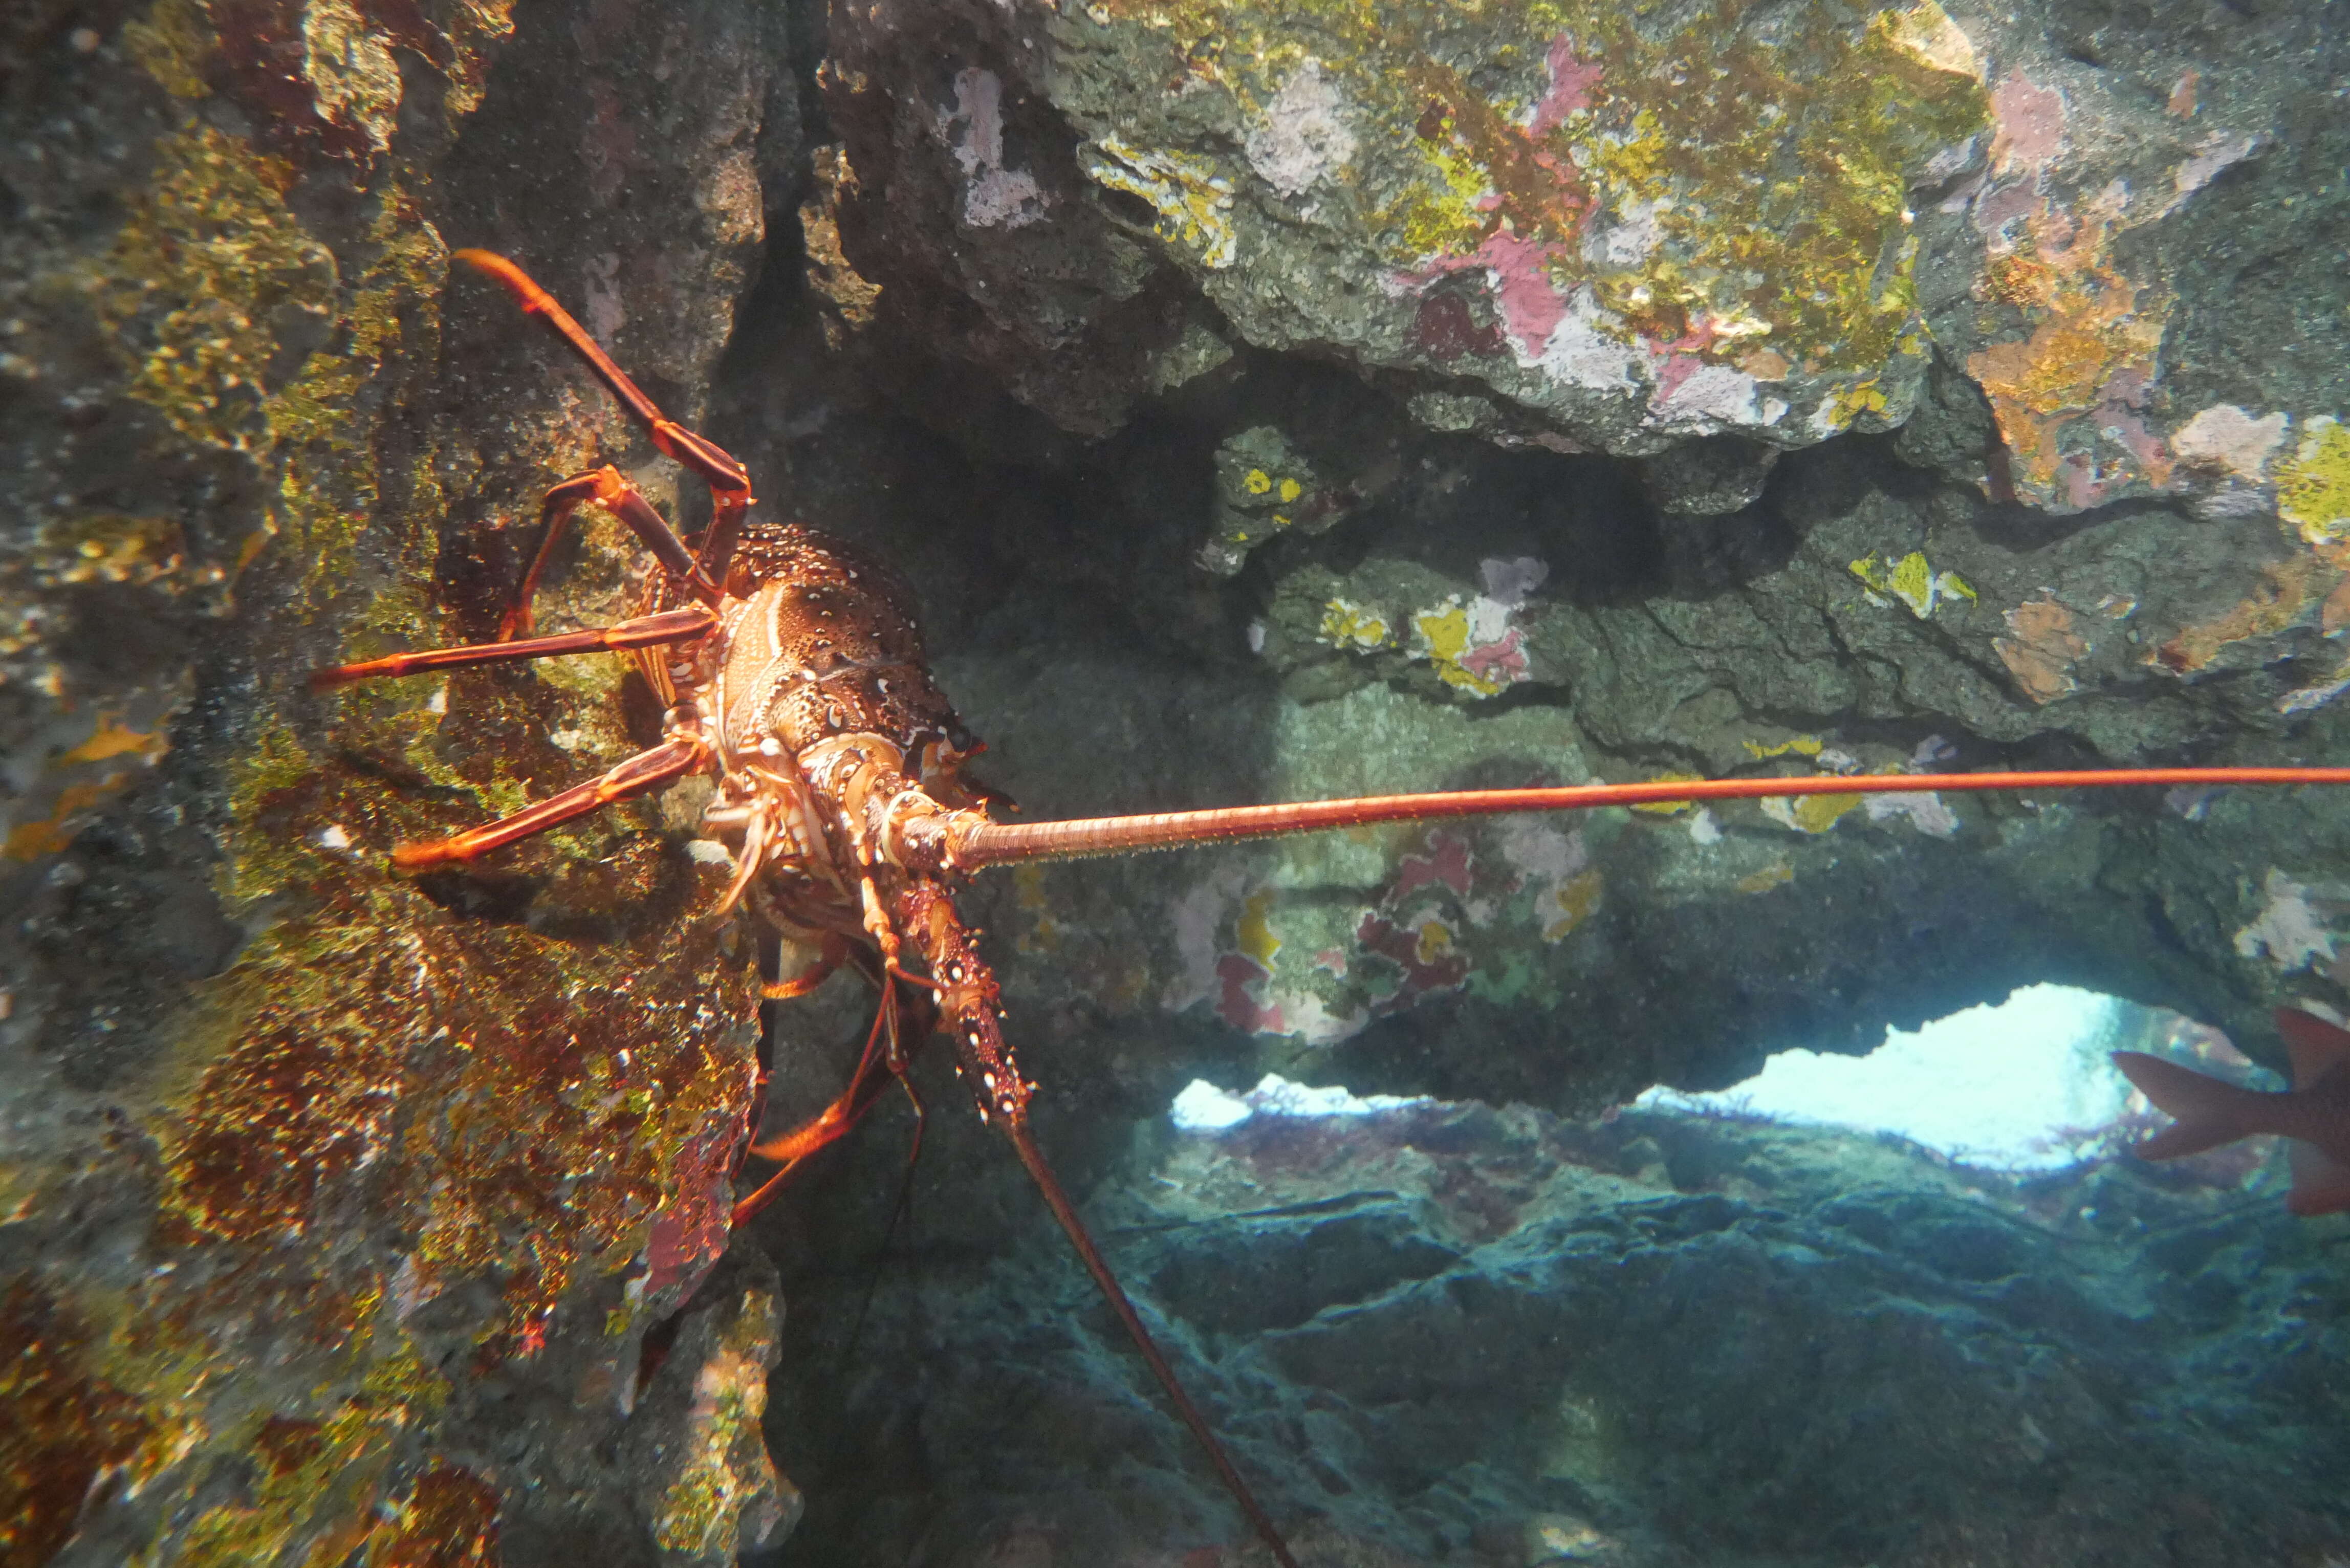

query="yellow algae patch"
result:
[1411,598,1526,697]
[1236,888,1282,967]
[1629,773,1705,816]
[2155,556,2332,675]
[173,1349,448,1568]
[1414,918,1455,967]
[1883,0,1981,78]
[1390,93,1508,260]
[368,1466,501,1567]
[651,1332,779,1560]
[1244,468,1273,494]
[2279,417,2350,548]
[1849,551,1976,619]
[1818,377,1892,432]
[15,512,188,598]
[1966,182,2171,505]
[1736,863,1796,894]
[1415,603,1487,693]
[124,0,213,99]
[1742,735,1824,761]
[60,713,169,766]
[1319,598,1392,651]
[1084,136,1237,267]
[6,778,131,860]
[8,703,172,857]
[302,0,406,156]
[801,146,883,349]
[1762,793,1863,834]
[1542,869,1603,941]
[97,125,333,454]
[1970,278,2166,478]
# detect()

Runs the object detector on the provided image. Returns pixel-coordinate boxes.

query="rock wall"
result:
[725,1,2350,1560]
[747,0,2350,1119]
[6,0,2349,1563]
[2,1,799,1562]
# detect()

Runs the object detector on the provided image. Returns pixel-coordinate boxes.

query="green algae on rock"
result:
[1,0,797,1560]
[1048,0,1987,460]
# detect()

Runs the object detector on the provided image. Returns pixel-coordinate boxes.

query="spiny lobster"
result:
[315,250,2350,1568]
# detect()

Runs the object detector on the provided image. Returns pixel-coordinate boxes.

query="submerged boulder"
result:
[760,1072,2350,1565]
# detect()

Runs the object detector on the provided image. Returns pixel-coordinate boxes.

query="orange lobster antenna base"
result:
[949,767,2350,868]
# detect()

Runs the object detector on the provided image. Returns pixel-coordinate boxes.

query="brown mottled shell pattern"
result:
[702,521,968,759]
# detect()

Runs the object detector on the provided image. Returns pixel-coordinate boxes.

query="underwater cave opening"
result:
[1636,983,2183,1174]
[1173,984,2283,1179]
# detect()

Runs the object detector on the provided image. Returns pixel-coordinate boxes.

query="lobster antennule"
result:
[943,765,2350,868]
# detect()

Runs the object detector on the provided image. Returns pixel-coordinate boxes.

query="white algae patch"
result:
[1536,288,1644,391]
[941,68,1048,230]
[1864,791,1961,838]
[1656,362,1765,429]
[2234,868,2339,971]
[2170,403,2289,481]
[1245,61,1357,197]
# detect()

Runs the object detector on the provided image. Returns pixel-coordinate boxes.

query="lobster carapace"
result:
[318,251,2350,1567]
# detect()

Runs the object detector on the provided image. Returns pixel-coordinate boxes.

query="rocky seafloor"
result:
[3,0,2348,1563]
[752,1044,2350,1567]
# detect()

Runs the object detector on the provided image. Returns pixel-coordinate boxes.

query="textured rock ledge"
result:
[2,0,796,1560]
[757,1069,2350,1566]
[3,0,2347,1563]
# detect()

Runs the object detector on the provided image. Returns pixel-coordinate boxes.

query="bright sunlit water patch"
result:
[1170,1074,1434,1133]
[1638,983,2138,1172]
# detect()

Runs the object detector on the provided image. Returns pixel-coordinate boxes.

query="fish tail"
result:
[2285,1142,2350,1216]
[2110,1051,2266,1160]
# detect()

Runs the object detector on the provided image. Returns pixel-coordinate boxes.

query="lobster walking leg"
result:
[501,468,716,638]
[391,737,705,870]
[455,249,753,587]
[311,605,717,688]
[734,971,930,1226]
[895,880,1302,1568]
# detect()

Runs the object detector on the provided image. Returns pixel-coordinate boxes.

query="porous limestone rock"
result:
[823,0,1992,460]
[1,0,796,1560]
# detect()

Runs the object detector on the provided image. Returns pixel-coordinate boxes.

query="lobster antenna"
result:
[946,766,2350,868]
[1001,1122,1301,1568]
